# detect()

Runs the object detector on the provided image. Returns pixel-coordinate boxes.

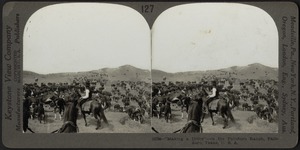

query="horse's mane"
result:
[63,91,79,123]
[65,104,77,122]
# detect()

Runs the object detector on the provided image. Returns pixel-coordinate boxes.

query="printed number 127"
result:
[141,5,154,13]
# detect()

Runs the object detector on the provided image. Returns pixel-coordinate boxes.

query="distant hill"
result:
[152,63,278,82]
[23,65,151,84]
[24,63,278,84]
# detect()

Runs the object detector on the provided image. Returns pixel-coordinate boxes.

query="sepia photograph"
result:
[151,3,279,133]
[22,3,152,133]
[1,0,298,148]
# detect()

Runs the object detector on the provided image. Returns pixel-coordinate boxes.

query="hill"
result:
[152,63,278,82]
[24,63,278,84]
[23,65,151,84]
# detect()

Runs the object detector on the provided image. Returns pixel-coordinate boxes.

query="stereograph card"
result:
[1,0,299,149]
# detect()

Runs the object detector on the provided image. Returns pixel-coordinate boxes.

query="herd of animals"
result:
[22,80,151,133]
[23,77,278,133]
[151,78,278,132]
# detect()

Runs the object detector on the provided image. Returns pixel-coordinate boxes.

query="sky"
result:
[24,3,151,74]
[152,3,278,73]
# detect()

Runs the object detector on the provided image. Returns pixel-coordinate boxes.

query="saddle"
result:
[209,99,220,110]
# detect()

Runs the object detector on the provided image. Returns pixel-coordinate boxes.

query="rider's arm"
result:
[81,89,90,99]
[208,88,217,98]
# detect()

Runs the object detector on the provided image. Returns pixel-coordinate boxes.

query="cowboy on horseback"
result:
[77,81,92,115]
[204,80,219,113]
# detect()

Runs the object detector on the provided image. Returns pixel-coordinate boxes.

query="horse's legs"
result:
[221,113,228,129]
[54,107,58,119]
[201,113,206,123]
[42,115,45,123]
[82,110,88,126]
[227,110,235,123]
[209,111,215,125]
[139,115,143,124]
[186,106,189,118]
[94,114,101,130]
[41,114,45,124]
[27,127,35,133]
[165,113,168,123]
[59,107,64,120]
[158,111,161,119]
[156,111,159,118]
[59,109,62,120]
[100,110,108,124]
[199,125,203,133]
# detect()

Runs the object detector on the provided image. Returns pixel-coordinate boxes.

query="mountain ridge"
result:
[24,63,278,84]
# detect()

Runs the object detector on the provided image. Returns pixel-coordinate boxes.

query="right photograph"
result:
[151,3,279,133]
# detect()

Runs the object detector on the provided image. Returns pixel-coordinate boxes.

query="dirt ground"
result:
[27,109,152,133]
[151,106,278,133]
[26,105,277,134]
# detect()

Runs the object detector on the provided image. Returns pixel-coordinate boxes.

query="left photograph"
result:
[22,3,152,133]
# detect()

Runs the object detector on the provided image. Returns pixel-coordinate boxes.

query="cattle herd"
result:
[23,76,278,133]
[23,79,152,133]
[151,78,279,131]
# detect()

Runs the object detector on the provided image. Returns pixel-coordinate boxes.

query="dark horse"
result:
[36,103,46,124]
[80,95,108,130]
[151,96,160,118]
[23,90,35,133]
[179,91,204,133]
[55,91,80,133]
[201,89,235,129]
[54,97,66,120]
[177,94,191,119]
[152,91,205,133]
[164,101,172,123]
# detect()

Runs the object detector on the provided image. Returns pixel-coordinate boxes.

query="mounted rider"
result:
[204,80,219,113]
[77,81,92,114]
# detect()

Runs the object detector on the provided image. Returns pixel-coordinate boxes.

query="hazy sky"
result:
[152,3,278,73]
[24,3,151,74]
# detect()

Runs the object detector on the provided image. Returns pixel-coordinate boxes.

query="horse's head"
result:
[64,102,78,121]
[222,92,236,109]
[197,89,208,100]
